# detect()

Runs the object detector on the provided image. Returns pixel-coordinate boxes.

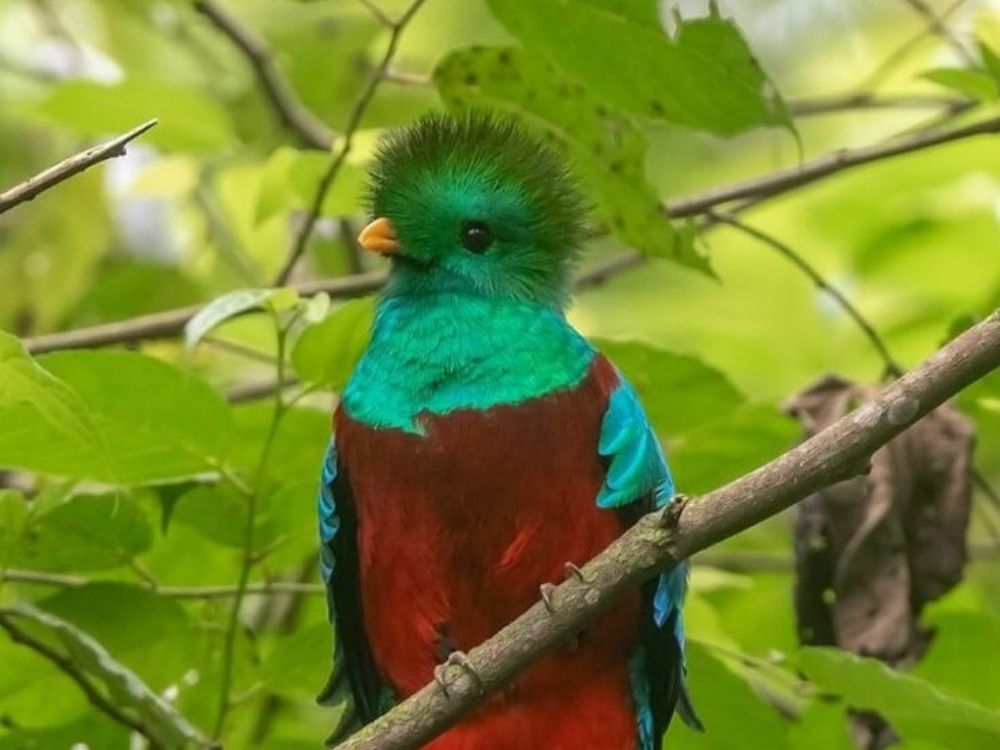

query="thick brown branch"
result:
[193,1,334,150]
[334,310,1000,750]
[22,271,386,355]
[0,119,157,216]
[273,0,429,285]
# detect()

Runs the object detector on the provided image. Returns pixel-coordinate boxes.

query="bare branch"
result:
[273,0,429,285]
[21,110,1000,354]
[0,568,326,598]
[788,92,970,118]
[22,270,386,355]
[860,0,971,90]
[333,310,1000,750]
[898,0,978,68]
[193,1,334,150]
[665,113,1000,218]
[709,210,902,377]
[0,119,158,216]
[357,0,394,28]
[0,612,151,741]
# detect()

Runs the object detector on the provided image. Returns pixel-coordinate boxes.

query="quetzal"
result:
[317,112,701,749]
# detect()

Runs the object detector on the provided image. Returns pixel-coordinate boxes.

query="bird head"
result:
[359,111,586,309]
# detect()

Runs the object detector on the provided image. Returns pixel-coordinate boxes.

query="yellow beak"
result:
[357,217,400,255]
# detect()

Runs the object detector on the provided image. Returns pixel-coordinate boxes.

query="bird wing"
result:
[316,438,387,737]
[596,356,703,746]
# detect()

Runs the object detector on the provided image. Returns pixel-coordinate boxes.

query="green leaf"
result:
[64,258,204,327]
[229,403,331,486]
[787,699,856,750]
[2,604,210,748]
[486,0,790,134]
[40,350,235,484]
[434,46,709,272]
[169,481,274,551]
[594,339,744,433]
[185,288,300,351]
[978,39,1000,85]
[0,332,111,479]
[258,147,368,225]
[912,609,1000,710]
[670,403,799,495]
[665,641,790,749]
[10,492,152,573]
[921,68,998,101]
[33,79,236,152]
[291,297,375,389]
[261,623,332,699]
[0,490,28,554]
[800,647,1000,749]
[0,713,129,750]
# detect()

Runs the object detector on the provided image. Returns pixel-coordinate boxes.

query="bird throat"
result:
[341,291,594,433]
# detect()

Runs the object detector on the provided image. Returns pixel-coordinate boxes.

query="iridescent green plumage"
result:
[345,111,594,431]
[367,111,586,308]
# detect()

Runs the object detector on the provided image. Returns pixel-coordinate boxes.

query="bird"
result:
[316,111,701,749]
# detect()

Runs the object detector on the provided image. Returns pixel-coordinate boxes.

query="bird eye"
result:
[459,221,493,254]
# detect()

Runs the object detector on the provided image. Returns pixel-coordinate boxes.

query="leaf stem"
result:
[211,312,290,740]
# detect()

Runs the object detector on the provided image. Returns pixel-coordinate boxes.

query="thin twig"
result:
[788,92,970,118]
[898,0,978,68]
[381,69,430,87]
[227,376,301,403]
[665,113,1000,219]
[193,1,334,150]
[709,210,902,377]
[333,309,1000,750]
[859,0,971,91]
[21,110,1000,355]
[273,0,429,285]
[22,270,386,355]
[0,569,325,598]
[0,120,158,215]
[357,0,393,27]
[0,612,150,741]
[213,310,293,739]
[204,335,279,365]
[695,542,1000,573]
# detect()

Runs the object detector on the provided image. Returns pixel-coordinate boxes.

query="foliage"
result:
[0,0,999,748]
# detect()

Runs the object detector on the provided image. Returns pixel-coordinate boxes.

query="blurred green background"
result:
[1,0,999,748]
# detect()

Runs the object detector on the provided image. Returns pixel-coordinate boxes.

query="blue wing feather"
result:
[318,440,339,584]
[316,438,387,731]
[598,368,702,745]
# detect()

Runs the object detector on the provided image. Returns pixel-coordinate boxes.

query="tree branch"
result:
[0,568,325,598]
[193,1,334,150]
[0,612,151,741]
[22,110,1000,354]
[859,0,971,90]
[273,0,429,285]
[787,92,970,118]
[898,0,978,68]
[22,270,386,355]
[333,309,1000,750]
[709,210,902,377]
[665,113,1000,218]
[0,119,158,216]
